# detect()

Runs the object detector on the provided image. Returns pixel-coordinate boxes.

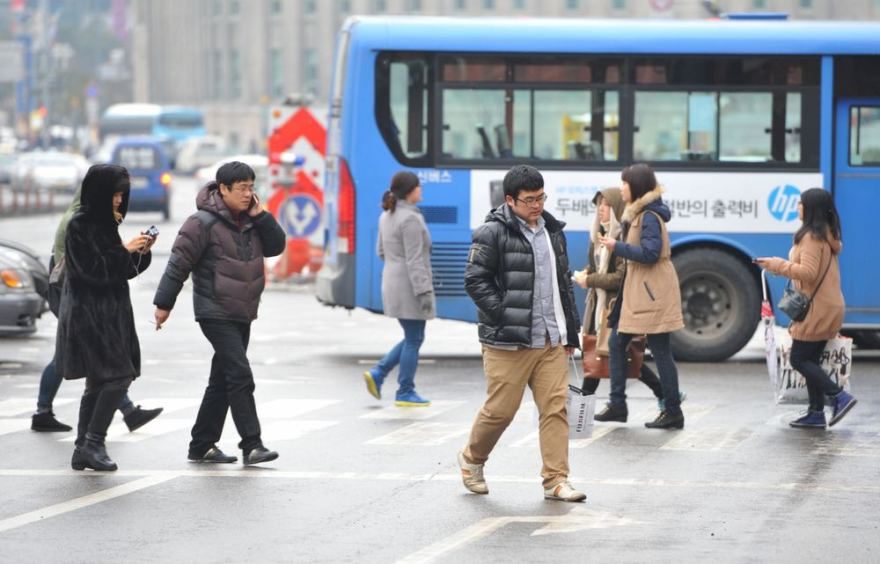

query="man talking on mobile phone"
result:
[152,161,286,465]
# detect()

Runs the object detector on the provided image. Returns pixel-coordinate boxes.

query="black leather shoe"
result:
[243,446,279,466]
[124,406,164,432]
[594,403,628,423]
[79,440,118,471]
[188,446,238,464]
[32,412,73,432]
[645,411,684,430]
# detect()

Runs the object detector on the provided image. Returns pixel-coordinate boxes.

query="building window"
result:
[212,0,222,16]
[513,0,525,8]
[212,50,223,99]
[270,49,284,98]
[305,48,319,94]
[229,49,241,99]
[305,0,316,13]
[611,0,625,10]
[483,0,494,9]
[407,0,422,11]
[566,0,579,9]
[373,0,387,11]
[455,0,466,8]
[271,0,282,14]
[752,0,766,8]
[339,0,351,12]
[799,0,812,8]
[229,0,239,15]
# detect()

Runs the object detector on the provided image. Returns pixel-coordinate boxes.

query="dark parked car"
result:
[0,244,45,335]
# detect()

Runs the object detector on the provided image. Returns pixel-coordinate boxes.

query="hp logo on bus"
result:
[768,185,801,222]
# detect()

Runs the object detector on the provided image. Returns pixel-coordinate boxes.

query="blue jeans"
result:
[609,330,681,415]
[371,319,426,399]
[37,358,134,413]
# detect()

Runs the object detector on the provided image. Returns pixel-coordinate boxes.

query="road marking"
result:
[262,419,339,441]
[136,398,202,414]
[360,400,466,420]
[396,507,645,564]
[59,418,193,443]
[0,419,31,437]
[367,422,471,446]
[660,428,754,452]
[813,432,880,458]
[0,398,75,417]
[0,474,177,534]
[260,398,341,418]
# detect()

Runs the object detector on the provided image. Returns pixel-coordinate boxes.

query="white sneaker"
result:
[544,481,586,502]
[457,450,488,494]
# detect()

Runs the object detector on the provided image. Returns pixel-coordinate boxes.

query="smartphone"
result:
[248,195,258,209]
[144,225,160,238]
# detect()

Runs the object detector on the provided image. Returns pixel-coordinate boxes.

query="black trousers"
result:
[789,339,842,412]
[76,377,133,447]
[581,363,663,398]
[189,320,262,455]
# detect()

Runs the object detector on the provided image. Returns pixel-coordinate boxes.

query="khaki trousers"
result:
[463,344,570,489]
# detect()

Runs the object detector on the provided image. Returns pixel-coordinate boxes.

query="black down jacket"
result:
[464,204,580,348]
[153,182,286,322]
[56,164,151,382]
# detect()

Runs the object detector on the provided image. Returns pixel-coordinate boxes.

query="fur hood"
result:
[622,186,671,224]
[591,187,624,244]
[78,164,130,225]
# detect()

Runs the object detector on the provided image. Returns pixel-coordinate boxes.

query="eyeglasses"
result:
[227,184,255,194]
[515,193,548,206]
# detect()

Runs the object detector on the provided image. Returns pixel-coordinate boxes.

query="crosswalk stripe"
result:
[660,428,754,451]
[260,399,341,418]
[0,398,75,417]
[359,400,466,420]
[58,418,193,443]
[262,419,339,442]
[367,422,471,446]
[0,419,31,436]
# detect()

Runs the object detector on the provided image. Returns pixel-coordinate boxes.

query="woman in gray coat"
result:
[363,171,435,407]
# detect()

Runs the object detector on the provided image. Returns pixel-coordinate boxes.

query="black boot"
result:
[594,402,628,422]
[124,405,164,432]
[75,389,100,447]
[71,447,87,471]
[80,438,118,471]
[645,410,684,430]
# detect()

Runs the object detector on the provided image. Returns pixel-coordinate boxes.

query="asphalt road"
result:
[0,177,878,563]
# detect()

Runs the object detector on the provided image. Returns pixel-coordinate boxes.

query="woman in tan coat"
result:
[574,188,668,406]
[595,164,685,429]
[756,188,856,428]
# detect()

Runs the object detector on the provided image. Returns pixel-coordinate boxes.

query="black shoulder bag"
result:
[777,244,831,322]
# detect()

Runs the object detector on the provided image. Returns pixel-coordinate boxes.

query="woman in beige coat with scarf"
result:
[594,164,685,429]
[574,188,668,407]
[756,188,856,428]
[363,171,435,407]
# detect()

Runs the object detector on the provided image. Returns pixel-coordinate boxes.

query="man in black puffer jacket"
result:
[153,161,286,466]
[457,165,586,502]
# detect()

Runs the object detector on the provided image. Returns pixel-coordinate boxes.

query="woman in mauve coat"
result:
[756,188,856,429]
[56,164,155,471]
[363,171,435,407]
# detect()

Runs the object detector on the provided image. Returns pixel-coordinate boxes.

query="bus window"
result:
[376,54,432,164]
[719,92,772,162]
[442,89,507,159]
[634,91,718,161]
[850,106,880,166]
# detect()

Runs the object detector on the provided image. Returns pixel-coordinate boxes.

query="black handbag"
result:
[776,245,831,322]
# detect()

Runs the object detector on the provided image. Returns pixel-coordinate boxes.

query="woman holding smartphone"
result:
[756,188,856,428]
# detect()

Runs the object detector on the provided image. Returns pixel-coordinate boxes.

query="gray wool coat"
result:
[378,200,436,320]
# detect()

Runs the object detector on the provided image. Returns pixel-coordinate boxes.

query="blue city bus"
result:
[99,104,205,156]
[316,16,880,361]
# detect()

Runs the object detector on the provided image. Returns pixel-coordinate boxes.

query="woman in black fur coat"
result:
[55,164,155,471]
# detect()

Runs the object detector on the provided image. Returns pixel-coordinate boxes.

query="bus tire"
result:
[671,248,760,362]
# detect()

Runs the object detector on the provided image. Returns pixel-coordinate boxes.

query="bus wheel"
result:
[671,248,760,362]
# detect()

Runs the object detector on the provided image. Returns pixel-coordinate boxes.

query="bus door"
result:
[835,100,880,322]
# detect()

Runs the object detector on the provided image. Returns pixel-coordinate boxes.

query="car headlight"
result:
[1,268,32,290]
